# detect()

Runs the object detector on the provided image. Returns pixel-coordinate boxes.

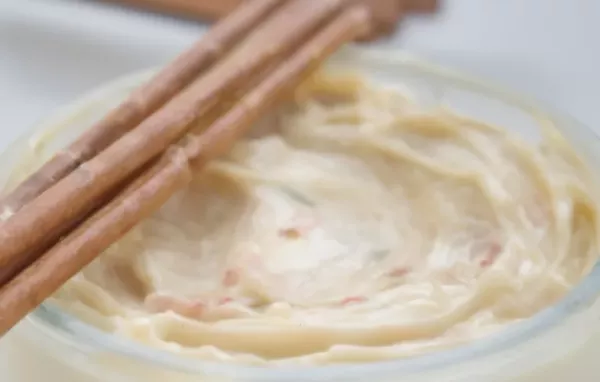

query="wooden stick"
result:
[0,0,282,217]
[99,0,441,20]
[356,0,405,41]
[0,4,369,337]
[0,0,346,286]
[406,0,440,13]
[98,0,440,41]
[99,0,243,20]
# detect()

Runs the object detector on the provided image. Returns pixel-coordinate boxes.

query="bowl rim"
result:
[9,45,600,380]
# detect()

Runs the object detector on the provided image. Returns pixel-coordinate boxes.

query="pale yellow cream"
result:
[48,72,600,365]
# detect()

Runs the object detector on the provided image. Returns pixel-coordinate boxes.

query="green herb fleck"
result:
[371,249,390,261]
[279,186,315,207]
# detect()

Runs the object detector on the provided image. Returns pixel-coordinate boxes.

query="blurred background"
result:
[0,0,598,150]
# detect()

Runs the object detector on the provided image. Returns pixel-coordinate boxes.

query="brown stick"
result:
[99,0,440,20]
[99,0,243,20]
[98,0,440,41]
[0,0,345,286]
[0,0,283,216]
[405,0,440,13]
[356,0,405,41]
[0,5,369,337]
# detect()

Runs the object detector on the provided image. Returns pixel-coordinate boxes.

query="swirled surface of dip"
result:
[51,72,600,365]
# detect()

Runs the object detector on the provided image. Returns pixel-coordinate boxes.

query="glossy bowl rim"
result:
[7,45,600,380]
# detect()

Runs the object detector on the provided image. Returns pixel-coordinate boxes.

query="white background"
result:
[0,0,599,375]
[1,0,599,146]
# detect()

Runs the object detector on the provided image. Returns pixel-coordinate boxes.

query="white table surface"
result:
[1,0,599,144]
[0,0,599,378]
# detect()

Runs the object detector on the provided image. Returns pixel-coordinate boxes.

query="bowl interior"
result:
[3,47,600,382]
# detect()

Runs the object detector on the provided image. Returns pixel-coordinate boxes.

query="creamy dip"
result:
[49,72,600,365]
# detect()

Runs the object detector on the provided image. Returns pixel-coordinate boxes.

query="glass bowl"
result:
[2,46,600,382]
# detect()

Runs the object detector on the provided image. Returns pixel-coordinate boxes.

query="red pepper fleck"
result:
[340,296,366,305]
[387,267,410,277]
[222,269,240,287]
[479,259,491,267]
[479,242,502,268]
[218,297,233,305]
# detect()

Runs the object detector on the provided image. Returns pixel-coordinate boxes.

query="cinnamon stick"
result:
[0,0,345,286]
[357,0,405,41]
[0,4,369,337]
[99,0,440,21]
[0,0,283,217]
[405,0,440,13]
[100,0,243,20]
